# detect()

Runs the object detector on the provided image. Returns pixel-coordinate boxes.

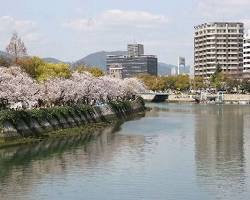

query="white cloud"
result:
[241,19,250,30]
[197,0,250,16]
[0,16,37,34]
[22,32,44,43]
[0,16,44,54]
[63,9,168,31]
[61,10,172,62]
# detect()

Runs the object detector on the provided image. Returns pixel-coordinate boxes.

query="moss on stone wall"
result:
[0,99,145,145]
[0,104,95,127]
[0,121,111,149]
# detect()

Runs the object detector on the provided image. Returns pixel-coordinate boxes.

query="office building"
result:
[177,56,186,75]
[109,63,123,79]
[194,22,244,78]
[128,43,144,57]
[107,55,157,78]
[107,44,157,78]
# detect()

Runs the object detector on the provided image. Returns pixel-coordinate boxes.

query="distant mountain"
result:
[0,49,182,76]
[0,51,11,59]
[74,51,127,71]
[158,62,176,76]
[74,51,178,75]
[43,57,65,64]
[161,64,191,76]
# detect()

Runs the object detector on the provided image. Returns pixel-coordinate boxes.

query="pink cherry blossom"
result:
[0,66,146,109]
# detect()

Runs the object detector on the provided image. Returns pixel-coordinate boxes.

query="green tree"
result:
[240,80,250,93]
[164,76,177,90]
[137,74,165,91]
[151,77,166,91]
[138,74,154,90]
[75,65,104,77]
[191,76,205,90]
[210,65,225,90]
[224,76,240,93]
[37,62,71,81]
[88,67,104,77]
[175,75,190,91]
[0,57,11,67]
[17,56,45,79]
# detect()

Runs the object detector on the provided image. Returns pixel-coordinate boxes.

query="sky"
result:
[1,0,250,65]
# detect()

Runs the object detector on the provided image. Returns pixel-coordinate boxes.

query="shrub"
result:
[0,104,95,127]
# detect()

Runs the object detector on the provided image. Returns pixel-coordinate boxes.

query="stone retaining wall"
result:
[223,94,250,101]
[167,94,195,102]
[168,94,250,103]
[0,100,144,139]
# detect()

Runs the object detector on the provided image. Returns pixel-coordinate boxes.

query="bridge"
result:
[139,93,169,102]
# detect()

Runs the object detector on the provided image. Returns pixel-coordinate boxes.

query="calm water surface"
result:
[1,103,250,200]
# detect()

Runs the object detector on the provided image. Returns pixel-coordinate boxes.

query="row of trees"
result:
[0,32,201,93]
[138,74,191,92]
[1,55,105,81]
[206,66,250,93]
[0,32,146,109]
[0,66,146,109]
[138,72,250,93]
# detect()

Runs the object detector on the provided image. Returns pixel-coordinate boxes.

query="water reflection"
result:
[194,105,250,199]
[0,125,113,199]
[0,115,147,200]
[1,104,250,200]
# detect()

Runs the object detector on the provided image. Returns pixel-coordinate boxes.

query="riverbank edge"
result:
[0,99,145,147]
[167,94,250,103]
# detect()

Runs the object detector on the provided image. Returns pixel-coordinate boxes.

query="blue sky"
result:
[1,0,250,65]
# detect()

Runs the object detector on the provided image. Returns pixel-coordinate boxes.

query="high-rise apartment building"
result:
[194,22,244,78]
[128,44,144,57]
[243,31,250,79]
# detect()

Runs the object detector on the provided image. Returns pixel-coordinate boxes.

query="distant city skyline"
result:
[1,0,250,65]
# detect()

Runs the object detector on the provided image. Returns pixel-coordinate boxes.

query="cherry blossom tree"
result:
[0,66,146,109]
[6,32,27,63]
[123,78,147,94]
[71,71,93,103]
[0,67,41,108]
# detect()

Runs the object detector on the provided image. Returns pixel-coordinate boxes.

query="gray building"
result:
[177,56,186,75]
[107,55,157,78]
[107,44,157,78]
[128,44,144,57]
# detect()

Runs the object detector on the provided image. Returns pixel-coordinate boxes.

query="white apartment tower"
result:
[194,22,244,78]
[243,31,250,79]
[128,44,144,57]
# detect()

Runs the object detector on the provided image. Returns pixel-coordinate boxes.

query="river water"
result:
[1,103,250,200]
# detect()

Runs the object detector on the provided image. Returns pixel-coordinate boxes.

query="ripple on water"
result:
[1,103,250,200]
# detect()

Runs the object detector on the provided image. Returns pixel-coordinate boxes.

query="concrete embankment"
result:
[0,99,145,140]
[167,94,250,103]
[167,94,195,103]
[223,94,250,103]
